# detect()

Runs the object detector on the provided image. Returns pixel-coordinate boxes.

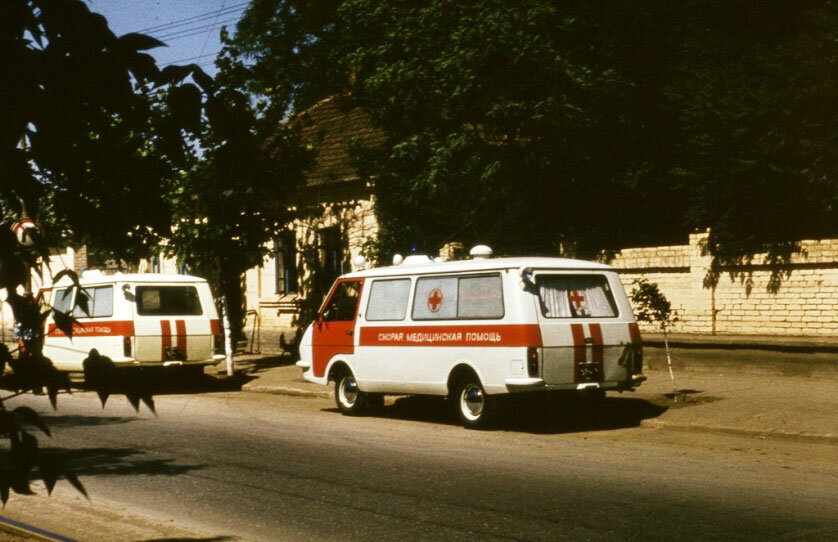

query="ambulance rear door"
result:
[532,270,636,389]
[132,283,214,363]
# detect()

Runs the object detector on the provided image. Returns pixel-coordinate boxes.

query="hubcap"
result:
[460,384,483,420]
[340,376,358,407]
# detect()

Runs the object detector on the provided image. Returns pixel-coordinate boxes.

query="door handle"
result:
[345,330,354,336]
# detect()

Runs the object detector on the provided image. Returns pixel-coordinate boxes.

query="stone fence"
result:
[612,233,838,337]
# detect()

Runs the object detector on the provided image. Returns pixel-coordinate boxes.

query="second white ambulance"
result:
[40,271,224,375]
[297,250,645,428]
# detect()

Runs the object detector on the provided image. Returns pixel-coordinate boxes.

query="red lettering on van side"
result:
[359,325,542,347]
[47,321,134,337]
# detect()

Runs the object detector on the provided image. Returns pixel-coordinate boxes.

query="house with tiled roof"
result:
[244,96,386,352]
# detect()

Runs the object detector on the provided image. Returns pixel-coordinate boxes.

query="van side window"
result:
[136,286,203,316]
[458,275,504,319]
[366,279,411,321]
[536,275,618,318]
[413,274,504,320]
[322,281,361,321]
[52,288,74,315]
[413,277,458,320]
[72,286,114,318]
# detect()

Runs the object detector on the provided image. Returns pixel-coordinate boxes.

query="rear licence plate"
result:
[165,347,184,361]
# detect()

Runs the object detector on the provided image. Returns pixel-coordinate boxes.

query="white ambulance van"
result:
[297,252,645,428]
[39,271,224,374]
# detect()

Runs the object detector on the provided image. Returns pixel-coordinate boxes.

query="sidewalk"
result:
[235,355,838,442]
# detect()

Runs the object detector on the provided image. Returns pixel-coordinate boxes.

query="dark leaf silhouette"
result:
[118,32,167,52]
[13,407,51,437]
[38,455,59,495]
[83,349,116,407]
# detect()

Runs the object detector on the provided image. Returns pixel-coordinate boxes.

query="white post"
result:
[662,325,677,400]
[221,295,234,377]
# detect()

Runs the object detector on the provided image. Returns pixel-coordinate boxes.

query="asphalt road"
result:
[6,388,838,541]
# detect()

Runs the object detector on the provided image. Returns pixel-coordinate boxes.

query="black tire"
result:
[335,370,367,416]
[453,376,495,429]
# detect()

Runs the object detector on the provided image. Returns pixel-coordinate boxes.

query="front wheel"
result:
[335,371,367,416]
[454,377,495,429]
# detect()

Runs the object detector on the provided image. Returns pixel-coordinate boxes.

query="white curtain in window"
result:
[581,284,615,317]
[537,276,616,318]
[538,278,572,317]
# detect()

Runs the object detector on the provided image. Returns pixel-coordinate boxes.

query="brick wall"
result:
[611,233,838,337]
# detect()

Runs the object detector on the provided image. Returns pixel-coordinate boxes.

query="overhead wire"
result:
[133,2,249,35]
[153,17,241,42]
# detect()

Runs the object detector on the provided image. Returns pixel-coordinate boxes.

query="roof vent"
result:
[81,269,104,279]
[469,245,493,259]
[401,254,433,266]
[392,254,404,266]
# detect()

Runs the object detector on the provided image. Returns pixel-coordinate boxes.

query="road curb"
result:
[0,515,74,541]
[242,385,836,443]
[639,419,837,443]
[241,384,332,398]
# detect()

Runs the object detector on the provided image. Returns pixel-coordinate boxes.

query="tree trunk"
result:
[221,295,234,377]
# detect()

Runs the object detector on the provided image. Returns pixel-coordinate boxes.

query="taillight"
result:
[527,347,539,377]
[123,336,132,358]
[633,343,643,373]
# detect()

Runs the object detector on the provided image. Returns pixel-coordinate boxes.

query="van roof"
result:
[51,272,208,287]
[343,256,613,279]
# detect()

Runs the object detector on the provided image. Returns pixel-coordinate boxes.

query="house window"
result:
[318,226,344,288]
[275,230,298,294]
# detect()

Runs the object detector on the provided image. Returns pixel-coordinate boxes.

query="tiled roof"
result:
[297,96,387,187]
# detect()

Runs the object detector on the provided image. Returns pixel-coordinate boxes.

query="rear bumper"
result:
[505,375,646,392]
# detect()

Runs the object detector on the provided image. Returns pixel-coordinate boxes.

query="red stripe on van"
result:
[570,323,586,382]
[359,324,543,347]
[628,322,642,343]
[161,320,172,361]
[47,321,134,337]
[176,320,188,360]
[589,323,604,366]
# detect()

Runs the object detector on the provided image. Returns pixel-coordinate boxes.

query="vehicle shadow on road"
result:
[371,394,669,434]
[59,368,259,397]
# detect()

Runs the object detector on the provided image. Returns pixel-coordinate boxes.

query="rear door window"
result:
[72,286,114,318]
[136,286,203,316]
[536,275,619,318]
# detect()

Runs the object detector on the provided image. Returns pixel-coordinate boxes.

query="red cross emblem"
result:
[568,289,588,314]
[427,289,443,312]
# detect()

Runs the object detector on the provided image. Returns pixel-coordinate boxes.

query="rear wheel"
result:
[453,377,495,429]
[335,370,368,416]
